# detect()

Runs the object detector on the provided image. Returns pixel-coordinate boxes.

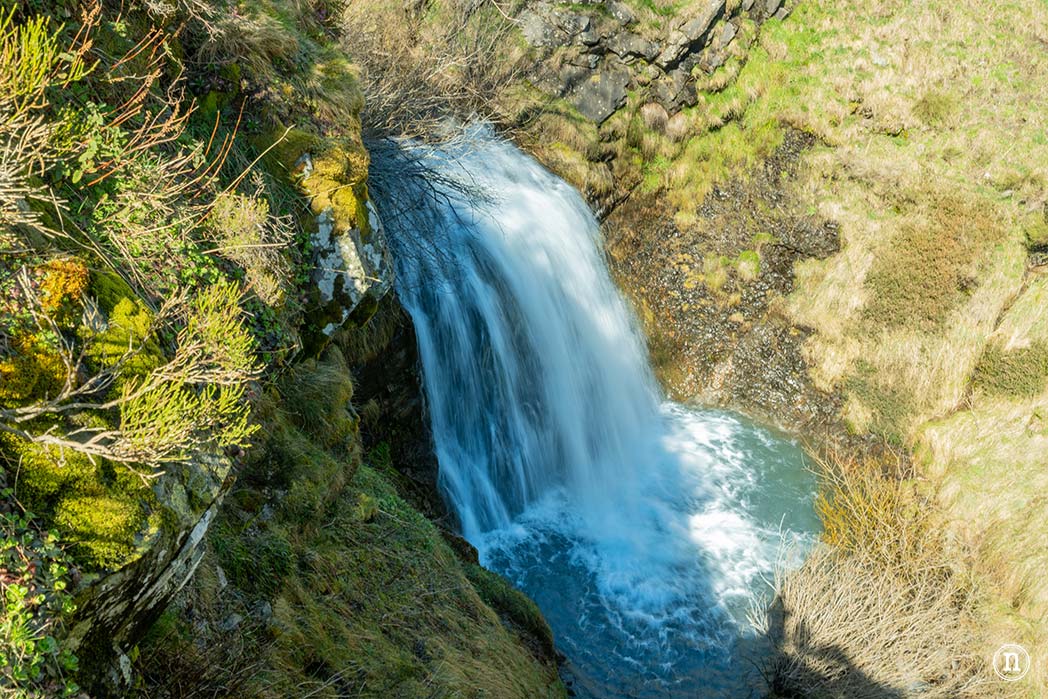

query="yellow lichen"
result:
[38,258,89,317]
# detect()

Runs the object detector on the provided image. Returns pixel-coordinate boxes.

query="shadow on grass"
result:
[760,595,905,699]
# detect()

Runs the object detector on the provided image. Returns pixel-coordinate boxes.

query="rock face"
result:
[519,0,790,121]
[307,190,393,338]
[66,453,234,693]
[573,66,631,122]
[284,137,395,354]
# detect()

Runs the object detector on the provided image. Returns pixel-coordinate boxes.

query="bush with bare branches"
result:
[340,0,527,137]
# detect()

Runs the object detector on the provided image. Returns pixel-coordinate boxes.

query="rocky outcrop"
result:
[307,191,393,338]
[274,131,395,354]
[65,453,234,694]
[519,0,791,121]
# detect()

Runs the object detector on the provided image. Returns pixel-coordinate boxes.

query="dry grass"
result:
[862,193,1005,331]
[763,452,996,698]
[916,275,1048,693]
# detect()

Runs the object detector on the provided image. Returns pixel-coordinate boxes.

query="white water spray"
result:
[375,129,817,697]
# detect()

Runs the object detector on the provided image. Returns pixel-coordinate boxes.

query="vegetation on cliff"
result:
[133,338,563,698]
[0,0,562,696]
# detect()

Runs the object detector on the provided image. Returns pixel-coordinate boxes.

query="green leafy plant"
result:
[0,503,79,698]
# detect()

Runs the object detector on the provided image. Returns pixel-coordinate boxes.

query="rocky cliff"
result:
[521,0,790,122]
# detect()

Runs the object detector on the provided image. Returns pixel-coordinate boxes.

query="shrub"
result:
[845,359,915,443]
[763,453,980,698]
[205,190,295,309]
[3,276,260,471]
[972,340,1048,398]
[863,194,1002,330]
[0,6,92,235]
[912,89,955,127]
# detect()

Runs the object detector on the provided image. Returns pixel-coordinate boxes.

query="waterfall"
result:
[373,128,818,698]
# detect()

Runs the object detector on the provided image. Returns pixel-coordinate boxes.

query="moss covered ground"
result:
[134,349,564,699]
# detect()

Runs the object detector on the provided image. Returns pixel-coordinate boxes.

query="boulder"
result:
[571,65,630,123]
[606,0,636,25]
[606,31,659,62]
[716,20,738,49]
[66,452,234,694]
[308,195,393,340]
[655,0,726,68]
[653,67,698,111]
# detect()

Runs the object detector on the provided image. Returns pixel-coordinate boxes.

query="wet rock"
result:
[571,66,630,123]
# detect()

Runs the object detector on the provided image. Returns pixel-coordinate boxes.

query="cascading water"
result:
[373,128,819,698]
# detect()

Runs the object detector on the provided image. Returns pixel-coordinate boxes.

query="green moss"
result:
[465,563,556,657]
[1024,213,1048,251]
[304,139,370,234]
[973,341,1048,398]
[258,124,318,180]
[0,434,153,570]
[211,519,294,597]
[0,437,97,503]
[85,296,163,381]
[53,495,144,569]
[89,269,143,316]
[0,335,65,404]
